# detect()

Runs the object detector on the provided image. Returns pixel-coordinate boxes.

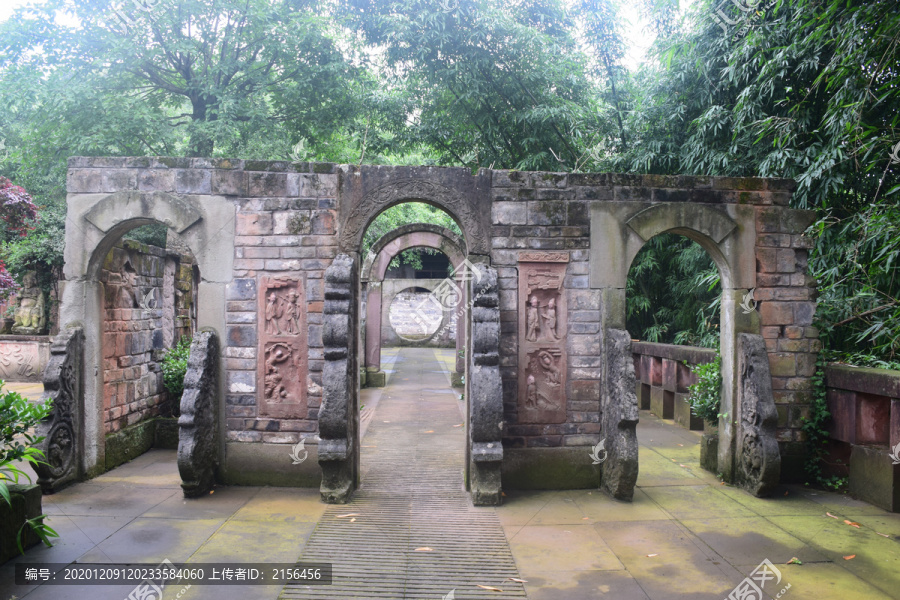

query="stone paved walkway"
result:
[283,348,524,599]
[2,348,899,600]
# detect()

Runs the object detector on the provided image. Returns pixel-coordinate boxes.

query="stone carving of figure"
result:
[12,271,47,334]
[264,345,290,401]
[540,297,558,341]
[265,292,283,335]
[525,374,538,409]
[282,290,301,334]
[525,295,541,341]
[539,350,560,385]
[116,264,138,309]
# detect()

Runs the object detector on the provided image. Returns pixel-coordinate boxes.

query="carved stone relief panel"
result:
[257,276,308,419]
[518,252,568,424]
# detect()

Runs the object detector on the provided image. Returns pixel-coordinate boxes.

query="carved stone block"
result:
[518,254,568,424]
[257,276,307,419]
[736,333,781,497]
[33,327,84,493]
[601,329,639,501]
[178,330,219,497]
[319,255,359,503]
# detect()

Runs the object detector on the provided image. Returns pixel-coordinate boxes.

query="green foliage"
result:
[687,355,722,426]
[123,223,168,249]
[342,0,617,171]
[161,335,192,400]
[0,380,58,553]
[609,0,900,362]
[626,234,720,347]
[1,197,65,327]
[801,354,833,487]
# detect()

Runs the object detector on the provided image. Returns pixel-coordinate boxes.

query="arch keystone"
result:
[85,191,202,234]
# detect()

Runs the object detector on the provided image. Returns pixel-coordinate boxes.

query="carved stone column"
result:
[467,263,503,506]
[319,254,359,503]
[177,330,219,498]
[33,327,84,493]
[735,333,781,496]
[601,329,639,501]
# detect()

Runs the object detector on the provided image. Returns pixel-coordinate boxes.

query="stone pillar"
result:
[33,327,84,493]
[319,254,359,503]
[467,262,504,506]
[177,330,219,497]
[600,329,639,501]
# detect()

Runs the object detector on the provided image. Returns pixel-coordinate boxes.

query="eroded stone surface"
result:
[178,330,219,497]
[33,326,84,493]
[601,329,639,501]
[736,333,781,497]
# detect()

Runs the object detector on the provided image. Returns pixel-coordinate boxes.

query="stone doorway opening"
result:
[357,202,469,486]
[625,232,724,473]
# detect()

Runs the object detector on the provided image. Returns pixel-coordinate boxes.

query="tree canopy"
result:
[1,0,898,361]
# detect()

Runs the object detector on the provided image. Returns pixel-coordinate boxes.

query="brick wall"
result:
[754,203,819,472]
[100,239,195,433]
[223,162,338,445]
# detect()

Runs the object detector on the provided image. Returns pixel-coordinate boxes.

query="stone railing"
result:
[825,364,899,512]
[632,342,716,430]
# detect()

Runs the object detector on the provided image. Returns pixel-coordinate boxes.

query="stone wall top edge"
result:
[65,157,798,191]
[632,341,717,364]
[0,334,52,343]
[825,363,900,397]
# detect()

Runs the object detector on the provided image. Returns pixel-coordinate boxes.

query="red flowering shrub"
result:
[0,177,39,292]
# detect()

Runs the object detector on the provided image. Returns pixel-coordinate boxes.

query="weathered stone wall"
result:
[222,162,337,447]
[824,364,899,512]
[100,239,195,434]
[65,158,817,491]
[754,205,820,478]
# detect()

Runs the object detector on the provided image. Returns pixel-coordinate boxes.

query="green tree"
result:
[610,0,900,360]
[342,0,618,171]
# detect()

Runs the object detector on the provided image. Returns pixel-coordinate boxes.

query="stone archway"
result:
[321,171,503,506]
[591,201,780,497]
[361,224,468,385]
[54,190,234,486]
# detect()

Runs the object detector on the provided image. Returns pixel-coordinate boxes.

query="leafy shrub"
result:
[0,380,58,552]
[161,335,192,399]
[687,355,722,427]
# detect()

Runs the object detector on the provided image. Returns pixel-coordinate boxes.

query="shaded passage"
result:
[282,348,526,599]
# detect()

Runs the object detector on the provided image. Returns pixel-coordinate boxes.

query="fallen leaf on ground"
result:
[477,585,503,592]
[506,578,527,583]
[453,424,463,427]
[383,421,391,423]
[825,512,839,519]
[844,520,861,528]
[336,513,360,518]
[582,517,590,520]
[678,444,683,447]
[414,547,433,552]
[647,553,659,557]
[875,532,891,538]
[424,430,434,433]
[843,555,856,560]
[786,557,802,565]
[679,464,688,467]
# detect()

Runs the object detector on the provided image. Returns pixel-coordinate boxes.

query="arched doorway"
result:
[47,190,233,489]
[319,172,503,505]
[592,201,781,498]
[360,223,468,385]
